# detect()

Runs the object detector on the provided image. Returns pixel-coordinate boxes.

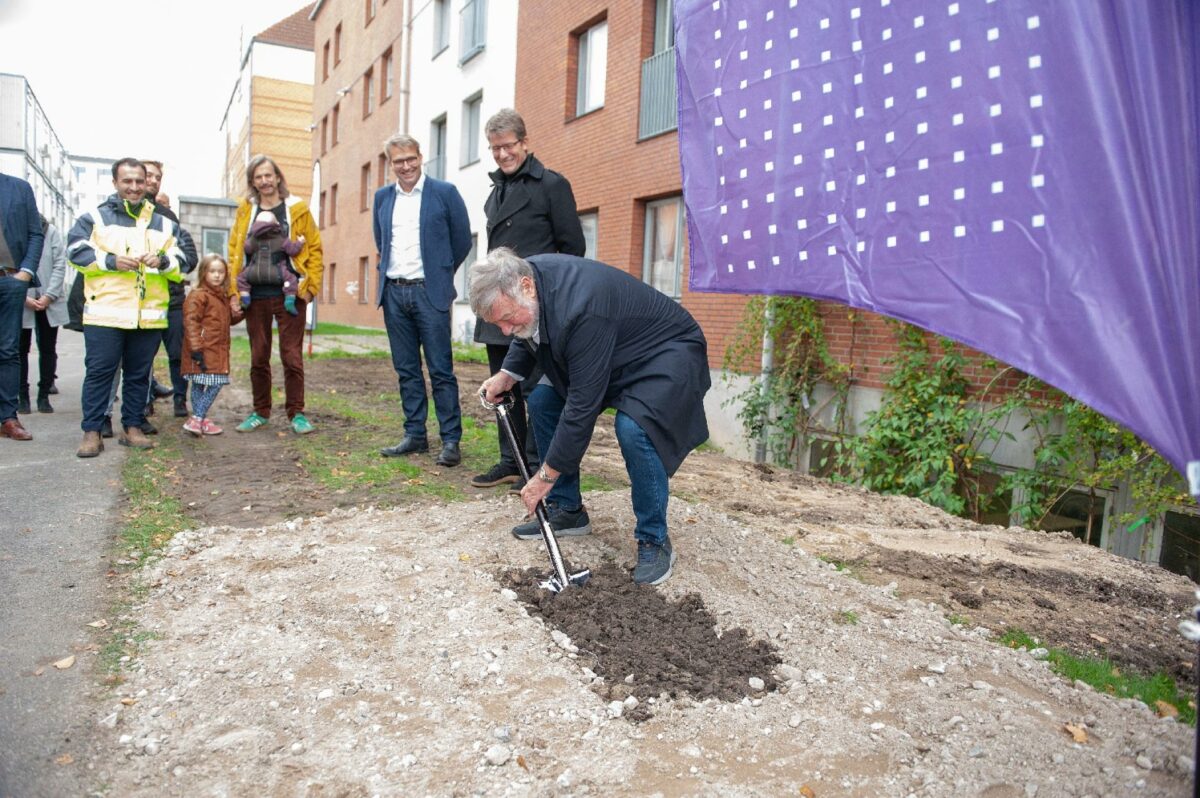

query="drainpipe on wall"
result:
[402,0,414,133]
[754,298,776,465]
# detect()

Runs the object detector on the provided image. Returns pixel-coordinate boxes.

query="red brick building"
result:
[310,0,403,323]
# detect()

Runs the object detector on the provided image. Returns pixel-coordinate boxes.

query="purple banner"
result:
[677,0,1200,486]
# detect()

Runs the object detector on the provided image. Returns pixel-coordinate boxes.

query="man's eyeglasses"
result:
[489,139,524,157]
[392,156,421,168]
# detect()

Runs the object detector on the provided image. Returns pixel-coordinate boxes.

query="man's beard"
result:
[511,295,539,340]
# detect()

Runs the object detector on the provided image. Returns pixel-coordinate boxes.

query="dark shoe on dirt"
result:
[36,392,53,413]
[100,416,114,438]
[508,476,527,495]
[380,436,428,457]
[76,431,103,458]
[633,538,676,586]
[173,399,189,418]
[435,441,461,467]
[470,462,519,487]
[140,419,158,436]
[511,506,591,540]
[152,381,174,399]
[119,425,155,450]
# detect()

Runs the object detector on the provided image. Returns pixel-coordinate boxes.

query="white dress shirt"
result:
[387,174,425,280]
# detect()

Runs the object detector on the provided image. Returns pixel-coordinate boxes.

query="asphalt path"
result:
[0,331,122,798]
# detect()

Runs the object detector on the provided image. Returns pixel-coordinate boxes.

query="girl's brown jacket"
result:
[182,283,243,376]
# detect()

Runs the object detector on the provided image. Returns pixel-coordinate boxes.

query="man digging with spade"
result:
[473,247,710,586]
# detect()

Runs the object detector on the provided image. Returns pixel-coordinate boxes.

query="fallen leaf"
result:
[120,697,137,706]
[52,655,75,670]
[86,619,109,629]
[800,786,817,798]
[1063,723,1088,743]
[459,553,471,562]
[1088,633,1109,645]
[1155,700,1179,719]
[685,518,697,524]
[516,754,528,771]
[54,753,73,766]
[33,667,45,676]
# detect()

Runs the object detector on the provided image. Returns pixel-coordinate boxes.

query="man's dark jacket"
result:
[0,173,44,282]
[475,154,585,345]
[500,254,710,476]
[155,203,197,310]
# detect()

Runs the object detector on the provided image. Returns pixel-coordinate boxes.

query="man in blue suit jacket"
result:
[373,134,472,466]
[0,172,44,441]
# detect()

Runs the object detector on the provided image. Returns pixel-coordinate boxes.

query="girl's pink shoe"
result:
[182,416,203,437]
[201,419,224,436]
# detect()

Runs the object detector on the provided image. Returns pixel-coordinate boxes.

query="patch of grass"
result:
[309,347,391,360]
[119,438,195,566]
[695,439,721,453]
[781,536,797,546]
[581,472,623,493]
[313,322,388,336]
[947,613,970,627]
[452,342,489,364]
[1000,628,1196,725]
[834,610,860,625]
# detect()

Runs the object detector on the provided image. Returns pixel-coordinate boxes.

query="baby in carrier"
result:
[239,210,305,315]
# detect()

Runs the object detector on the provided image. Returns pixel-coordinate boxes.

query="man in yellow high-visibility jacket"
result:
[67,157,185,457]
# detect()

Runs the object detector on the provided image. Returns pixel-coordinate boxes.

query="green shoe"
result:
[236,412,269,432]
[290,413,315,435]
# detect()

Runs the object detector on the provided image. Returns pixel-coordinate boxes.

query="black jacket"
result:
[475,155,585,345]
[501,254,711,476]
[156,203,198,310]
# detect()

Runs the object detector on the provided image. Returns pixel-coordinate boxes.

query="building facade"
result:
[67,155,118,219]
[309,0,404,324]
[0,73,74,231]
[220,4,317,204]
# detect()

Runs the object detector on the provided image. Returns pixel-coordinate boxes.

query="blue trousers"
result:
[527,384,670,545]
[382,281,461,443]
[80,326,161,432]
[0,274,29,422]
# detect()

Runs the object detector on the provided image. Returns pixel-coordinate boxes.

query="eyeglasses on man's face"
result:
[489,139,524,157]
[392,156,421,168]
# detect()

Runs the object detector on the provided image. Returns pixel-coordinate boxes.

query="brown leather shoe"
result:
[119,425,155,450]
[76,430,103,458]
[0,418,32,441]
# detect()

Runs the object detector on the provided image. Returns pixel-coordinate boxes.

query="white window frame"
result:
[460,93,482,167]
[642,196,685,300]
[576,20,608,116]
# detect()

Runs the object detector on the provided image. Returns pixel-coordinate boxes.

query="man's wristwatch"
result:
[537,465,558,484]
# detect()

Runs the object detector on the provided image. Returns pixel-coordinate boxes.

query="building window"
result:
[365,0,377,25]
[433,0,450,56]
[1159,510,1200,582]
[326,263,337,303]
[455,233,478,304]
[201,228,229,259]
[332,103,341,146]
[377,153,388,189]
[460,0,487,64]
[363,67,375,117]
[320,116,328,154]
[576,20,608,116]
[319,190,327,229]
[429,114,447,180]
[460,94,481,167]
[643,196,684,299]
[579,212,598,260]
[358,256,370,303]
[323,41,330,80]
[639,0,677,138]
[334,23,343,64]
[360,162,371,211]
[329,183,339,226]
[382,48,394,101]
[652,0,674,53]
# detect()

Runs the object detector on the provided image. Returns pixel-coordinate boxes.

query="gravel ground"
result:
[90,491,1195,797]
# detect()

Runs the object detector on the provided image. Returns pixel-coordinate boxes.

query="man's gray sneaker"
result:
[511,506,591,540]
[633,538,676,585]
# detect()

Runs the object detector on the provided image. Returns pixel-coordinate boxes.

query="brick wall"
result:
[252,76,315,203]
[311,0,405,327]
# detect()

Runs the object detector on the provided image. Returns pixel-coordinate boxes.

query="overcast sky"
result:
[0,0,314,199]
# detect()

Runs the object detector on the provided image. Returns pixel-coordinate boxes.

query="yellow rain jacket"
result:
[227,196,323,301]
[66,195,184,329]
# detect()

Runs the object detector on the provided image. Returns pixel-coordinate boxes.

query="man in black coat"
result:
[471,108,586,494]
[475,248,710,586]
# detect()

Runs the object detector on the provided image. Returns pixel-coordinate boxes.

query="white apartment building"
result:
[0,73,74,231]
[406,0,518,342]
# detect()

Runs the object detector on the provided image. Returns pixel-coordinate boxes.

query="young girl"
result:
[182,255,242,436]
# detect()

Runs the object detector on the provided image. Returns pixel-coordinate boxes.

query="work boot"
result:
[119,425,155,450]
[17,390,30,415]
[76,430,103,458]
[36,391,53,413]
[100,416,114,438]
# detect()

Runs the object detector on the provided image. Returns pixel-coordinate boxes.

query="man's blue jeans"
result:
[382,281,461,443]
[527,385,670,545]
[0,274,30,422]
[81,326,161,432]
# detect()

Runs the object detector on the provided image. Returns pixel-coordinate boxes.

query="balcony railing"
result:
[639,48,677,140]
